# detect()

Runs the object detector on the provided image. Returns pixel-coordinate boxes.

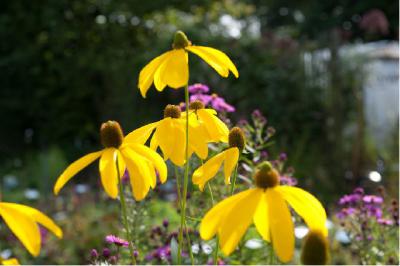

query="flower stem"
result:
[268,243,274,265]
[116,156,136,265]
[178,84,190,264]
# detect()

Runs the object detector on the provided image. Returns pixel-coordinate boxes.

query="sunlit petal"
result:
[277,186,328,236]
[253,191,270,242]
[186,46,239,78]
[98,148,125,199]
[200,189,255,240]
[1,258,19,265]
[223,147,239,185]
[192,150,226,191]
[219,189,263,255]
[0,203,41,256]
[154,50,188,90]
[139,51,171,97]
[198,109,229,142]
[266,188,294,263]
[124,122,159,145]
[54,150,103,195]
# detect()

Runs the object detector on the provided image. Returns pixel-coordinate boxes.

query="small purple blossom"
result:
[105,235,129,247]
[90,249,99,259]
[102,248,111,258]
[377,218,394,226]
[189,94,212,106]
[279,152,288,162]
[280,175,297,186]
[210,94,235,112]
[188,83,210,94]
[363,195,383,204]
[339,194,362,205]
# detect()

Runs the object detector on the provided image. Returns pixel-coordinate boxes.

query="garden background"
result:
[0,0,398,264]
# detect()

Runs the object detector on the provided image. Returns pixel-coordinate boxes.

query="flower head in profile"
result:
[138,31,238,98]
[192,127,244,191]
[0,202,63,257]
[125,104,210,166]
[199,161,327,262]
[54,121,167,201]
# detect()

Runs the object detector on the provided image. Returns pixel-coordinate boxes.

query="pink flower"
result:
[105,235,129,247]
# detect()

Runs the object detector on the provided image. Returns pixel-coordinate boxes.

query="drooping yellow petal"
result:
[3,203,63,239]
[198,109,229,143]
[277,186,328,236]
[192,150,226,191]
[186,46,239,78]
[223,147,239,185]
[266,188,294,263]
[128,143,168,183]
[253,191,270,242]
[188,120,209,159]
[200,189,255,240]
[154,49,188,90]
[54,150,103,195]
[219,189,263,255]
[138,51,171,98]
[1,258,19,265]
[0,203,41,256]
[124,122,159,145]
[121,148,151,201]
[99,148,125,199]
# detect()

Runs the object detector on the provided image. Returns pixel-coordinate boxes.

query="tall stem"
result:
[116,156,137,265]
[178,84,190,264]
[230,164,239,195]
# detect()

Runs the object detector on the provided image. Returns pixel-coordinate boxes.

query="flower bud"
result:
[100,121,124,148]
[164,104,181,118]
[301,230,329,265]
[172,31,191,49]
[253,162,280,189]
[228,127,245,151]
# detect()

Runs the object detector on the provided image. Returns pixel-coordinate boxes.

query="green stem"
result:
[116,156,137,265]
[268,243,274,265]
[178,84,190,264]
[174,166,182,208]
[184,221,195,265]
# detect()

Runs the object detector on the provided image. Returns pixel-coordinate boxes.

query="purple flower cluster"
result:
[187,83,235,113]
[105,235,129,247]
[337,187,386,220]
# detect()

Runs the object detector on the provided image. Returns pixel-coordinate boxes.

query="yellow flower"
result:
[185,100,229,143]
[125,105,210,166]
[192,127,244,191]
[1,258,19,265]
[0,202,62,257]
[54,121,167,201]
[138,31,239,98]
[199,162,327,263]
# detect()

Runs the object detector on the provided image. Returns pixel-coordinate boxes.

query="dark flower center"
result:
[253,162,280,189]
[164,104,181,118]
[228,127,245,151]
[100,121,124,148]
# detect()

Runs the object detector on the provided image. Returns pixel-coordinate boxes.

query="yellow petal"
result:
[129,143,168,183]
[192,150,226,191]
[0,203,41,256]
[198,109,229,142]
[277,186,328,236]
[199,189,255,240]
[99,148,125,199]
[154,49,188,90]
[219,189,263,255]
[121,148,151,201]
[124,121,159,144]
[3,203,63,239]
[266,188,294,263]
[138,51,171,98]
[155,119,186,166]
[188,121,209,159]
[2,258,19,265]
[223,147,239,185]
[54,150,103,195]
[186,46,239,78]
[253,191,270,242]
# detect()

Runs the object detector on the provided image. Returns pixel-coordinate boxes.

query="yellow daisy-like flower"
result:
[199,162,327,263]
[192,127,244,191]
[54,121,167,201]
[0,202,62,257]
[138,31,239,98]
[1,258,19,265]
[125,105,210,167]
[186,100,229,143]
